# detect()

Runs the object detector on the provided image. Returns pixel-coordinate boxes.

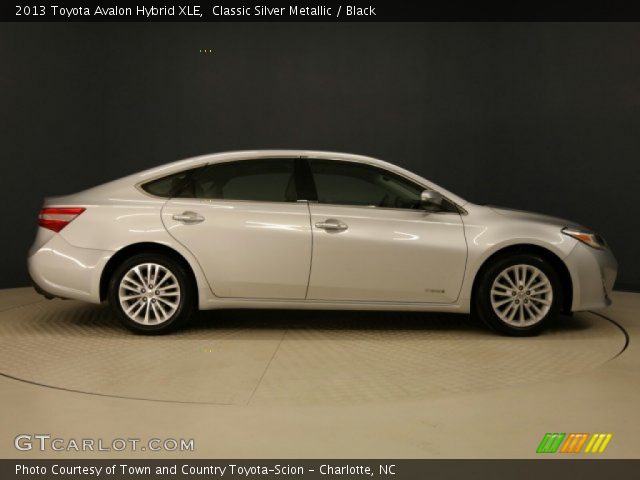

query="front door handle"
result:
[315,219,348,232]
[172,211,204,224]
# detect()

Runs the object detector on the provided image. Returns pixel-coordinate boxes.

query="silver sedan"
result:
[28,150,617,335]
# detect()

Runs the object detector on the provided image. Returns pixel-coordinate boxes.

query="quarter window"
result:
[140,170,194,198]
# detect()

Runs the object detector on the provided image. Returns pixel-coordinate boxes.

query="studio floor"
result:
[0,288,638,458]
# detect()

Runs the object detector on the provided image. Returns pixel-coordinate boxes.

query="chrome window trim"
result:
[305,202,463,215]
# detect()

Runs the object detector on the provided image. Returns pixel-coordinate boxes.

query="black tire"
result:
[108,253,195,334]
[474,253,562,336]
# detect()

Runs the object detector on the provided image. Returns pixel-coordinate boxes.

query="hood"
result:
[489,206,581,229]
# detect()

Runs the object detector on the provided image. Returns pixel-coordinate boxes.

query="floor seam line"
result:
[246,329,287,406]
[587,310,630,359]
[0,372,236,406]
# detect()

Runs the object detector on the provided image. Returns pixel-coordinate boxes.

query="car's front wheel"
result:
[474,253,561,336]
[108,253,194,334]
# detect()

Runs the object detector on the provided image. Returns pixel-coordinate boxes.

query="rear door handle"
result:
[315,219,348,231]
[172,211,204,224]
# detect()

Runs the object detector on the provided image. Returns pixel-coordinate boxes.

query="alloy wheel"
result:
[490,264,553,327]
[118,263,181,325]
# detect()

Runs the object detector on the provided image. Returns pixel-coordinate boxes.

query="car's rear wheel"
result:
[108,253,194,334]
[474,253,561,336]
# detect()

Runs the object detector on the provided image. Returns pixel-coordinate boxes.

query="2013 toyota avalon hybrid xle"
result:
[28,151,617,335]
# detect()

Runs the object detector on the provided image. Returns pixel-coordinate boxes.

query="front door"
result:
[305,159,467,303]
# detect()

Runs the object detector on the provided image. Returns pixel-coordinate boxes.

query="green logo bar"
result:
[537,433,566,453]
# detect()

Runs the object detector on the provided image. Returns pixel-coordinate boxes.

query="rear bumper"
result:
[27,230,113,304]
[565,242,618,311]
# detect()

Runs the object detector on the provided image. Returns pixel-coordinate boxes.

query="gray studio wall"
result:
[1,22,639,290]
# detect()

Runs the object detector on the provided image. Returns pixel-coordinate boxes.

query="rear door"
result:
[161,158,312,299]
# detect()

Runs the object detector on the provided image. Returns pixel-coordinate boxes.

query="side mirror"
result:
[420,190,445,208]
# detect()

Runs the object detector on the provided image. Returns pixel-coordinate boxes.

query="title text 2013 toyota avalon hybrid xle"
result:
[28,151,617,335]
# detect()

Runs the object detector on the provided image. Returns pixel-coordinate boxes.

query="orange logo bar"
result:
[559,433,589,453]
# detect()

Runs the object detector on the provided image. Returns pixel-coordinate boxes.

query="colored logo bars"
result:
[536,433,613,454]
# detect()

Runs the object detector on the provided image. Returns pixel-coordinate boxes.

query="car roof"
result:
[140,150,393,175]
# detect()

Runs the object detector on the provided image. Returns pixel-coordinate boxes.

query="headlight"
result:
[561,227,606,250]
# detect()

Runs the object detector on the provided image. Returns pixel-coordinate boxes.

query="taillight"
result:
[38,207,86,233]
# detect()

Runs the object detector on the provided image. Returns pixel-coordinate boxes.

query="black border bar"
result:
[5,1,640,22]
[4,459,640,480]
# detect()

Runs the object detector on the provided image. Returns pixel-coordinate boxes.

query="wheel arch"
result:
[470,244,573,313]
[99,242,199,304]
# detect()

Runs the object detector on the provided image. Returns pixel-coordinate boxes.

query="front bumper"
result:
[28,230,113,304]
[564,241,618,311]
